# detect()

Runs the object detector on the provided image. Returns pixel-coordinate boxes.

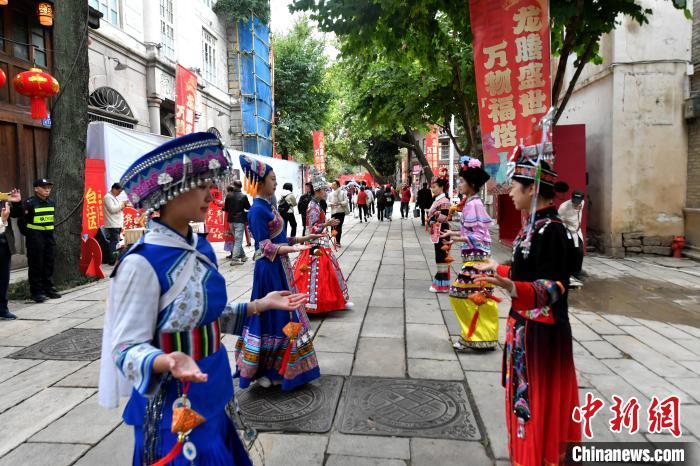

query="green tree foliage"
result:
[292,0,689,150]
[274,20,332,162]
[214,0,271,24]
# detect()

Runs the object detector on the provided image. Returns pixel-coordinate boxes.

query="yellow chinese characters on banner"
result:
[470,0,551,185]
[81,159,106,238]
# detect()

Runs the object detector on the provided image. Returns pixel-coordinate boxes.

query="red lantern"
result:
[13,67,59,119]
[0,69,6,88]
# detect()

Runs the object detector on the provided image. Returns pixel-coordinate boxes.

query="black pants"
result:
[332,213,345,245]
[574,239,584,277]
[420,208,427,225]
[377,205,385,221]
[358,204,368,222]
[301,213,307,236]
[0,235,10,310]
[105,227,121,265]
[26,231,55,297]
[283,212,297,238]
[400,202,410,218]
[369,202,375,215]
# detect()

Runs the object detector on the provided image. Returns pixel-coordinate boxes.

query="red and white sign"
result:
[425,126,440,177]
[312,130,326,172]
[175,65,197,137]
[81,159,106,238]
[205,187,228,242]
[469,0,551,183]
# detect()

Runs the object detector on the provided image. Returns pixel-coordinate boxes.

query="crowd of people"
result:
[0,129,586,465]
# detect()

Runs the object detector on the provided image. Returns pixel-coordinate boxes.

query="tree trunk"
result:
[395,125,434,182]
[358,158,384,184]
[554,37,596,124]
[48,0,90,285]
[450,60,481,160]
[551,0,585,104]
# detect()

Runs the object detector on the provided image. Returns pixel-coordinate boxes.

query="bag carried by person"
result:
[278,194,291,215]
[413,207,420,218]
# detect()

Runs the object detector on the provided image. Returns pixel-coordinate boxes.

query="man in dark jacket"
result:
[224,181,251,264]
[297,182,314,236]
[417,182,433,226]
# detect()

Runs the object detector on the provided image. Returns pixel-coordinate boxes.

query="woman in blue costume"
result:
[98,132,307,465]
[234,155,321,390]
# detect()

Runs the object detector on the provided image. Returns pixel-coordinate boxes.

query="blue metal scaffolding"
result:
[236,14,273,156]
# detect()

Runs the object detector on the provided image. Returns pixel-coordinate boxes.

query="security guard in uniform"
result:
[15,179,61,303]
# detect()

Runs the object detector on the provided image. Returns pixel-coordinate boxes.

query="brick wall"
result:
[687,0,700,207]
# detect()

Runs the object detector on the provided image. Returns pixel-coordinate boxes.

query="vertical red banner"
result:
[176,65,197,137]
[81,159,106,238]
[205,187,227,242]
[425,125,440,177]
[313,130,326,172]
[469,0,551,185]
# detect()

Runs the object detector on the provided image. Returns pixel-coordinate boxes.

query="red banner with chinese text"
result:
[312,131,326,172]
[205,187,229,242]
[81,159,106,238]
[425,126,440,177]
[176,65,197,137]
[469,0,551,185]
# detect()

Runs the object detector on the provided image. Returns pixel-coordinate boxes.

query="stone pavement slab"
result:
[353,337,405,377]
[465,370,509,459]
[30,394,123,444]
[408,358,463,380]
[0,442,89,466]
[327,433,410,459]
[326,455,406,466]
[315,351,354,376]
[0,387,94,457]
[410,438,492,466]
[361,307,404,338]
[406,323,456,361]
[256,433,328,466]
[72,423,132,466]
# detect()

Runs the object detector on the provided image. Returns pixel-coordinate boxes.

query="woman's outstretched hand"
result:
[474,274,514,294]
[473,258,498,273]
[261,290,308,311]
[162,352,208,383]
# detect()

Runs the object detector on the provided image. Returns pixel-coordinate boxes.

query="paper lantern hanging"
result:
[0,1,8,6]
[0,69,6,89]
[13,68,59,119]
[37,2,53,26]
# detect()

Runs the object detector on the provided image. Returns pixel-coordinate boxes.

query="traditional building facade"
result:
[558,0,692,257]
[86,0,242,146]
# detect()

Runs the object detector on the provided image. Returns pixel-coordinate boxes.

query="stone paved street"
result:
[1,210,700,465]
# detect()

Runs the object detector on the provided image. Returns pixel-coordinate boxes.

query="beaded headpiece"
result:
[310,168,328,192]
[120,132,230,215]
[239,154,272,198]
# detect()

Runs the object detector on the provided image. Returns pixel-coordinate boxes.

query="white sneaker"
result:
[429,286,438,293]
[345,301,354,309]
[256,376,272,388]
[570,277,583,289]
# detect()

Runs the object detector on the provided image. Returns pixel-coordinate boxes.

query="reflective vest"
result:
[27,205,55,231]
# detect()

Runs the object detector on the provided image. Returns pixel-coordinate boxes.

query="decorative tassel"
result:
[151,438,183,466]
[278,321,302,376]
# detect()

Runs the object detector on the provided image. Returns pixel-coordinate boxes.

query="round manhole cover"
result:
[39,329,102,359]
[238,383,325,423]
[358,381,459,429]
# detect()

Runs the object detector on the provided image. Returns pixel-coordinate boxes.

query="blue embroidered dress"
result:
[102,221,252,465]
[234,197,320,390]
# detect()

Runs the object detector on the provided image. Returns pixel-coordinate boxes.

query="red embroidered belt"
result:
[156,320,221,361]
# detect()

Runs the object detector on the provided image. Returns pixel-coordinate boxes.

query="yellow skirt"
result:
[449,260,499,349]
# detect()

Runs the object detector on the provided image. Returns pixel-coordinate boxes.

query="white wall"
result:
[558,0,691,253]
